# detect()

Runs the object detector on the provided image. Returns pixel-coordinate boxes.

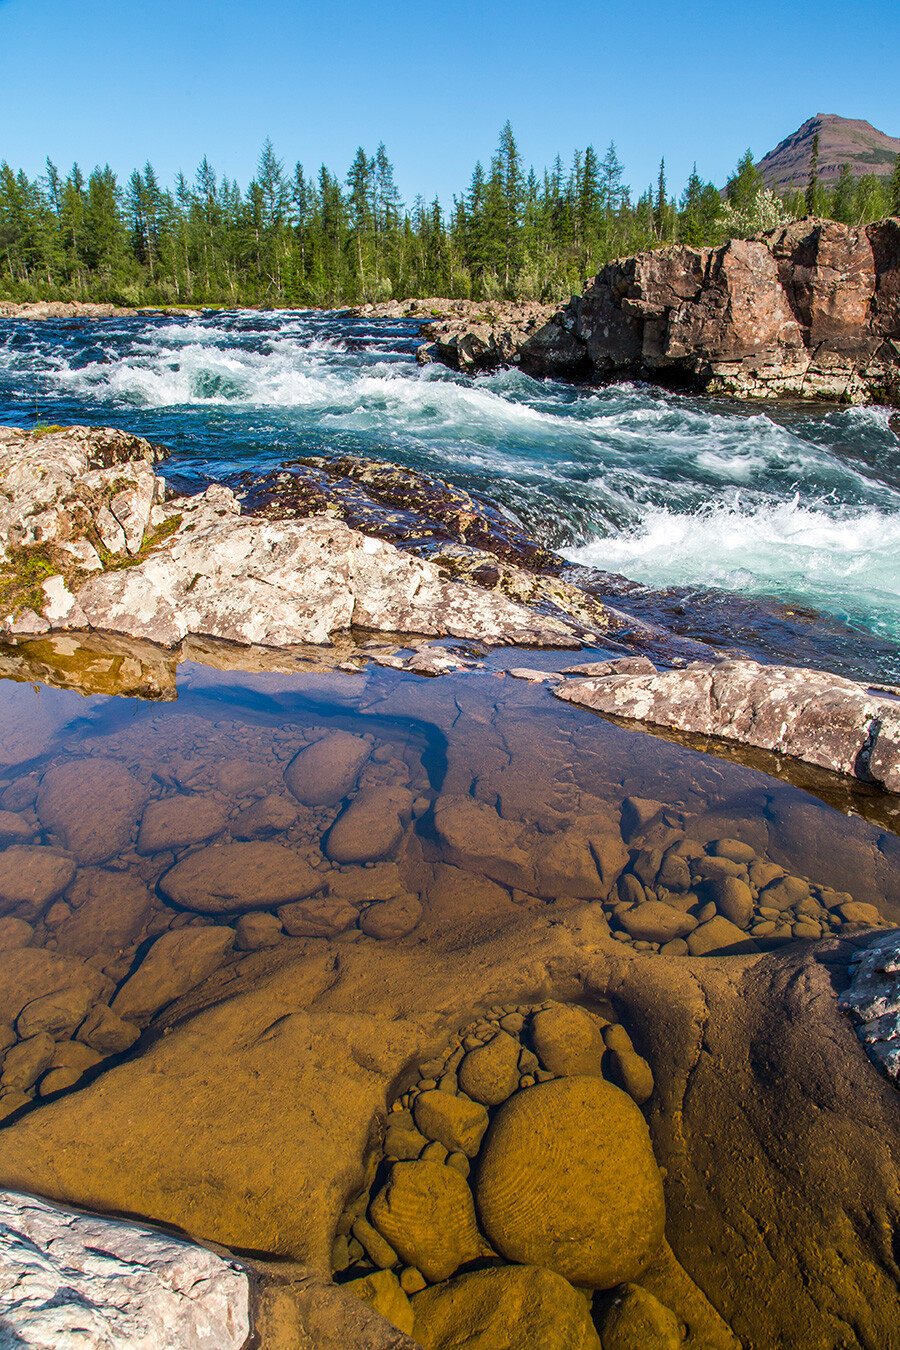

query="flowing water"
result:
[1,307,900,1341]
[1,308,899,679]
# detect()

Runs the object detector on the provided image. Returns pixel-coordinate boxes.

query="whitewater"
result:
[1,307,898,678]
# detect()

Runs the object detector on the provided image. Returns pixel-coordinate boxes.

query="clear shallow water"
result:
[1,308,899,673]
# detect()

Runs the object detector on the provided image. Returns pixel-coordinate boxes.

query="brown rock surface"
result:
[369,1159,485,1283]
[110,926,235,1023]
[0,846,76,919]
[284,733,371,807]
[137,795,229,854]
[555,658,900,793]
[325,786,414,864]
[514,218,900,404]
[159,841,324,913]
[35,758,149,864]
[54,867,153,960]
[411,1264,602,1350]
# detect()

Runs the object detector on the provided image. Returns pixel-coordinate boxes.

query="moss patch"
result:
[0,543,67,616]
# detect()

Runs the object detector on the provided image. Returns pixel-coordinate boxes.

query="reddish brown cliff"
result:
[517,218,900,404]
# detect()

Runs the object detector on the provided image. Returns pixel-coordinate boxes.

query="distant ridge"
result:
[757,114,900,192]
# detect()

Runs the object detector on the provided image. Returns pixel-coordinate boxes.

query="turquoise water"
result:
[1,307,898,678]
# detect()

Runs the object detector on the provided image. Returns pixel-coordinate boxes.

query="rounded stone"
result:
[457,1031,522,1105]
[760,876,810,911]
[369,1160,484,1284]
[283,732,371,807]
[413,1089,489,1158]
[0,848,76,921]
[325,786,413,864]
[359,895,423,941]
[159,842,323,913]
[137,795,229,854]
[411,1264,602,1350]
[474,1076,665,1289]
[620,901,697,945]
[530,1002,607,1079]
[708,838,757,865]
[35,758,148,865]
[708,877,754,930]
[598,1283,682,1350]
[839,901,882,927]
[277,896,356,938]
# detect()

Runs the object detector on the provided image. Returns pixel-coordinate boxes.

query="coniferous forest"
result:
[2,124,900,309]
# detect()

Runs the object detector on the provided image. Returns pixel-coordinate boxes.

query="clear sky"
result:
[1,0,898,209]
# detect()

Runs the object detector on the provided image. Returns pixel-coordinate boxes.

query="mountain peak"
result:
[757,114,900,192]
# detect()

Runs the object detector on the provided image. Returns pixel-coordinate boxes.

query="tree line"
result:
[2,125,899,308]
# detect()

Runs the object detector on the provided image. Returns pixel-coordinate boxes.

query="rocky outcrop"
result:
[0,1189,250,1349]
[350,298,556,372]
[839,929,900,1083]
[0,427,595,651]
[517,218,900,403]
[554,656,900,791]
[0,300,196,319]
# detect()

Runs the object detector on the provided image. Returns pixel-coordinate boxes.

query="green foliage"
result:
[0,543,63,617]
[0,130,896,309]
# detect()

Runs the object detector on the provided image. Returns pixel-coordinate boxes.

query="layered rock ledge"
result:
[418,218,900,405]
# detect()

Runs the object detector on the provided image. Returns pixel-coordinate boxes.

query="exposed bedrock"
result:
[425,218,900,405]
[0,924,897,1348]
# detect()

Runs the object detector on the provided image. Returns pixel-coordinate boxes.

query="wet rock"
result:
[709,877,754,930]
[413,1089,490,1157]
[0,846,76,920]
[213,759,274,796]
[840,901,882,927]
[411,1264,602,1349]
[278,896,357,937]
[73,494,581,650]
[475,1076,665,1288]
[111,926,235,1023]
[710,838,757,864]
[346,1268,415,1336]
[75,1003,141,1055]
[532,832,606,900]
[359,895,423,940]
[457,1031,522,1106]
[556,659,900,791]
[598,1283,682,1350]
[621,901,698,945]
[0,917,32,949]
[159,841,323,914]
[432,796,534,892]
[50,1040,103,1075]
[327,861,405,906]
[234,911,285,950]
[620,797,665,842]
[229,794,297,839]
[369,1160,485,1284]
[36,758,149,864]
[530,1003,607,1079]
[1,1033,56,1092]
[0,810,36,845]
[0,1188,250,1350]
[16,985,95,1040]
[284,732,371,807]
[137,795,229,854]
[760,875,810,910]
[0,948,107,1025]
[54,868,153,960]
[687,917,760,957]
[384,1117,430,1162]
[326,785,414,864]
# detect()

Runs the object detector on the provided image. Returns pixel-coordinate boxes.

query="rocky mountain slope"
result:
[758,114,900,192]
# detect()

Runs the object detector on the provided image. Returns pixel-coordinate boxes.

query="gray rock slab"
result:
[0,1188,250,1349]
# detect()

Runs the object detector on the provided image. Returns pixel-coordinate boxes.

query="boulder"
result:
[229,795,297,840]
[597,1283,682,1350]
[54,868,153,960]
[327,862,405,906]
[411,1264,602,1350]
[0,948,107,1025]
[234,911,285,950]
[457,1031,522,1105]
[16,985,95,1040]
[111,927,234,1023]
[0,810,36,846]
[369,1160,485,1283]
[0,917,32,950]
[137,795,229,854]
[159,841,323,914]
[284,733,371,807]
[0,846,76,919]
[413,1089,490,1157]
[1,1033,56,1092]
[474,1076,665,1288]
[359,896,423,941]
[35,759,149,864]
[0,1188,250,1350]
[556,659,900,793]
[687,917,760,957]
[346,1268,414,1337]
[529,1003,607,1079]
[277,896,357,938]
[75,1004,141,1056]
[325,785,414,864]
[621,901,698,945]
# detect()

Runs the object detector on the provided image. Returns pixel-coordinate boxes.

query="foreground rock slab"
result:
[555,657,900,791]
[0,1189,250,1350]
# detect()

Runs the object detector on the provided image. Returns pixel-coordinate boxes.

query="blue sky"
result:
[1,0,898,208]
